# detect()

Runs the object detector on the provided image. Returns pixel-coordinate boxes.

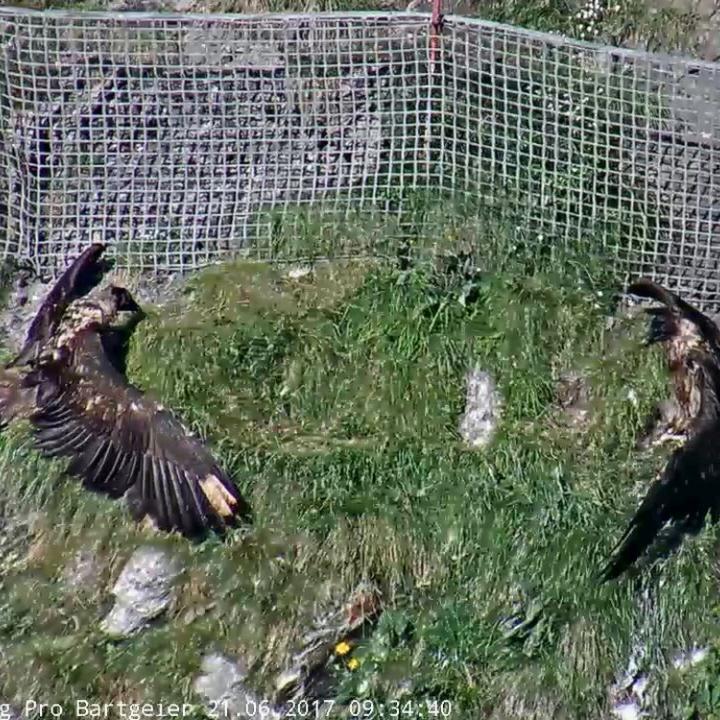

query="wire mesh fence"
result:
[443,18,720,310]
[0,7,719,307]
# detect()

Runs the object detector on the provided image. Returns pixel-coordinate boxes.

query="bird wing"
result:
[24,329,251,537]
[8,243,113,369]
[600,416,720,582]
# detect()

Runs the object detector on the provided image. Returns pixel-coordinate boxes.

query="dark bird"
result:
[629,278,720,449]
[600,348,720,581]
[599,279,720,581]
[0,246,251,538]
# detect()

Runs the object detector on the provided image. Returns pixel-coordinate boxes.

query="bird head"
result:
[98,285,146,333]
[54,284,145,339]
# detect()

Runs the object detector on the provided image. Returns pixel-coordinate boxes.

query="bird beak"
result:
[114,302,146,332]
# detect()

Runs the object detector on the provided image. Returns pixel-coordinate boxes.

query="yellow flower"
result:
[347,657,361,671]
[334,641,352,656]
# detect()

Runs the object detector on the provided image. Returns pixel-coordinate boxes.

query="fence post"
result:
[429,0,444,72]
[424,0,444,184]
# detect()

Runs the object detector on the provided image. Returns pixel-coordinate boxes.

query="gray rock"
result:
[100,545,181,639]
[458,367,502,449]
[194,653,281,720]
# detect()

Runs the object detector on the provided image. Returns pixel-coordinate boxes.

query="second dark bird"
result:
[600,279,720,581]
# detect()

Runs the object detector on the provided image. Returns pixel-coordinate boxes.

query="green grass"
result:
[0,0,716,710]
[0,208,718,717]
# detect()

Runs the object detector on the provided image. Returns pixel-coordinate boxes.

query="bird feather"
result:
[26,328,251,537]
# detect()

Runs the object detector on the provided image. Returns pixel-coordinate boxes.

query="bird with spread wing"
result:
[0,244,251,538]
[599,279,720,581]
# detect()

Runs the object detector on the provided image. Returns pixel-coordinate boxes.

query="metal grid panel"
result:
[1,8,720,308]
[0,8,436,274]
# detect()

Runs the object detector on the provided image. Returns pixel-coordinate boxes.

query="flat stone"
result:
[100,545,181,639]
[458,367,502,449]
[194,653,281,720]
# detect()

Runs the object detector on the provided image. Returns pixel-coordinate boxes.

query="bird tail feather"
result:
[598,519,661,582]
